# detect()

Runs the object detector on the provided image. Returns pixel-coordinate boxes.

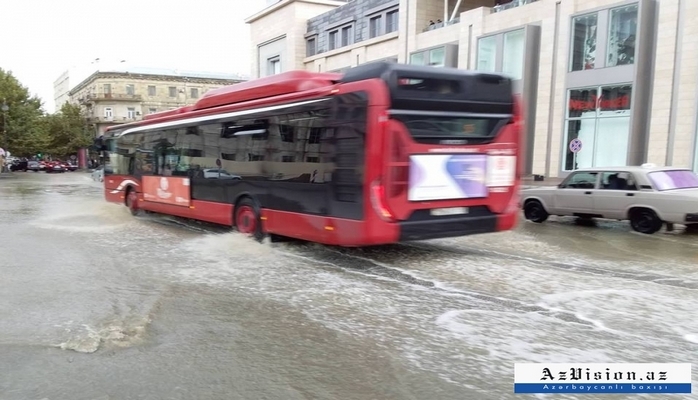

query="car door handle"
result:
[584,191,592,195]
[626,193,634,196]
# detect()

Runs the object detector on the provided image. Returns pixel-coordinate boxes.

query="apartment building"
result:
[247,0,698,178]
[67,69,246,136]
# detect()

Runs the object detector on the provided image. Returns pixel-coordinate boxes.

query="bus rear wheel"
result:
[235,198,264,242]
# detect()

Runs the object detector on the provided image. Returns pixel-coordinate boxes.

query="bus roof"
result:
[105,70,341,134]
[104,63,514,135]
[191,70,341,111]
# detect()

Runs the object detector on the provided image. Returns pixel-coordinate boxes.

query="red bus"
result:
[95,62,522,246]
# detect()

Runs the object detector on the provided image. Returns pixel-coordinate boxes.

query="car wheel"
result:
[629,208,662,234]
[524,200,549,223]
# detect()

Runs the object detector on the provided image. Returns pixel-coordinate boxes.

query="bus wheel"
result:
[125,188,140,216]
[235,198,263,242]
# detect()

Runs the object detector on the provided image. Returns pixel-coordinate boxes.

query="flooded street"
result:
[1,172,696,400]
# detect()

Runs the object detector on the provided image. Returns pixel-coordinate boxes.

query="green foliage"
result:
[0,68,92,157]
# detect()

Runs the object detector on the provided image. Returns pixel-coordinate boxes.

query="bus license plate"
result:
[430,207,469,216]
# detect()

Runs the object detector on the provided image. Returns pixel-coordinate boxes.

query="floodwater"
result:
[0,172,696,400]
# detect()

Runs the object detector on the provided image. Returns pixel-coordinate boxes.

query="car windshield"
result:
[647,170,698,191]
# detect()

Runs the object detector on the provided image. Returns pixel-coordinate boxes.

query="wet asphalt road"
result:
[0,172,696,400]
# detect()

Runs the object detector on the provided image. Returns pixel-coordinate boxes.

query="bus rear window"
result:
[391,114,510,143]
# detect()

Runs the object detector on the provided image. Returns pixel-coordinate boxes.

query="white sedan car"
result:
[522,164,698,234]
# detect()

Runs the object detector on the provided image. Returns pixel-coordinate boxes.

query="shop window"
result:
[502,29,525,80]
[563,85,632,171]
[570,13,598,71]
[477,36,497,73]
[607,4,638,67]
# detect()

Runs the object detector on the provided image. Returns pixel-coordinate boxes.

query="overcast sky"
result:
[0,0,267,112]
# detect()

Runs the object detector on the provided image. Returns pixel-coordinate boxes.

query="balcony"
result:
[80,93,143,104]
[492,0,539,13]
[422,17,460,32]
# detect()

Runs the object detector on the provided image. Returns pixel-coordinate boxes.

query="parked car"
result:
[521,164,698,234]
[202,168,241,180]
[27,161,41,172]
[45,162,66,173]
[10,160,28,172]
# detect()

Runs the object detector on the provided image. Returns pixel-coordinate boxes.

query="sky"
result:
[0,0,268,112]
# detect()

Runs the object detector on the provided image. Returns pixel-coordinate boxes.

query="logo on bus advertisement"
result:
[142,176,191,207]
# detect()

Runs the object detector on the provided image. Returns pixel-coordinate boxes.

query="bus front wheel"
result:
[125,187,140,216]
[235,197,264,242]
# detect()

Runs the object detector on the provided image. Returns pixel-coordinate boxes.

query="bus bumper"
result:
[397,210,518,242]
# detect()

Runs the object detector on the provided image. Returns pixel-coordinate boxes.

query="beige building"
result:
[68,69,246,136]
[247,0,698,177]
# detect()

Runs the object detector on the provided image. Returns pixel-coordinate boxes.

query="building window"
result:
[607,4,638,67]
[410,46,453,67]
[477,36,497,72]
[126,84,135,95]
[127,107,136,119]
[502,29,525,80]
[169,87,177,97]
[306,156,319,163]
[104,107,113,119]
[341,25,353,47]
[149,108,157,114]
[570,13,598,71]
[369,16,382,38]
[148,85,156,96]
[103,84,111,94]
[190,88,199,98]
[268,57,281,75]
[563,85,632,171]
[329,30,339,50]
[386,10,399,33]
[307,37,317,57]
[281,155,295,162]
[409,52,425,65]
[429,47,445,67]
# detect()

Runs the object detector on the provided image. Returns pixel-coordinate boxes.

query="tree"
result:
[0,68,45,156]
[44,103,92,157]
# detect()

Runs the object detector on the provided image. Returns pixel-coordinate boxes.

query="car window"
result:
[600,172,638,190]
[560,172,598,189]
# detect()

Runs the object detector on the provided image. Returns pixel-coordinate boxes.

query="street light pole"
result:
[1,101,8,173]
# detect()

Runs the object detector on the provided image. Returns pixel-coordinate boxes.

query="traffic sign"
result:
[569,138,583,153]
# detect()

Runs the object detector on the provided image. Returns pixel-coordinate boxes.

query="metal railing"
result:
[422,17,460,32]
[492,0,539,13]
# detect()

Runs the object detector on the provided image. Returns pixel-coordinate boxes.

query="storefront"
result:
[563,84,632,170]
[560,0,655,174]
